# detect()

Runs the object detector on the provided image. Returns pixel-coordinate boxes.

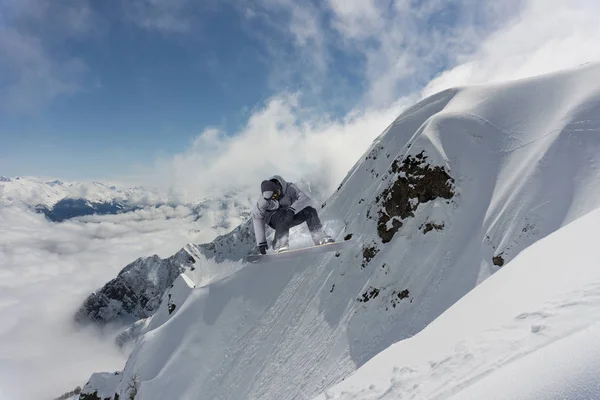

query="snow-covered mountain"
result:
[0,176,164,208]
[0,176,170,221]
[74,179,330,334]
[0,176,258,224]
[78,63,600,400]
[75,220,256,327]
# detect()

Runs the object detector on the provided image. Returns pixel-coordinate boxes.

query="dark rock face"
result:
[421,221,445,234]
[75,249,196,324]
[75,220,257,325]
[53,386,82,400]
[0,176,11,182]
[361,243,380,269]
[79,392,102,400]
[196,219,257,263]
[376,151,455,243]
[357,287,380,303]
[493,254,505,266]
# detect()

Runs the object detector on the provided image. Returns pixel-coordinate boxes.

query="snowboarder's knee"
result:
[302,206,318,215]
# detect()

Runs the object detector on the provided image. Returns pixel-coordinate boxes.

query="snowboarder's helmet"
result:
[261,180,280,200]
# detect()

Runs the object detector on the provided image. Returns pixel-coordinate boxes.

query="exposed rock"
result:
[421,221,445,234]
[196,219,256,263]
[358,287,380,303]
[362,244,380,269]
[493,253,505,266]
[54,386,82,400]
[390,289,411,308]
[79,391,101,400]
[376,151,454,243]
[168,293,176,315]
[76,220,256,325]
[75,249,196,324]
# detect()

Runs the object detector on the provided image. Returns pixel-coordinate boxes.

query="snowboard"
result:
[245,240,352,263]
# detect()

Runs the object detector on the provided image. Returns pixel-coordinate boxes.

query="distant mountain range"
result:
[0,176,167,206]
[0,176,220,222]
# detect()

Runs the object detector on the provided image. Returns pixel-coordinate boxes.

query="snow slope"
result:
[315,206,600,400]
[82,63,600,400]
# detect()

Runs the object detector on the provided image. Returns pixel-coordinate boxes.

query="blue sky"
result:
[1,0,598,184]
[0,1,274,178]
[0,0,481,180]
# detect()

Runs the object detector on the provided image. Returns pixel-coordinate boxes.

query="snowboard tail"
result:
[245,240,352,263]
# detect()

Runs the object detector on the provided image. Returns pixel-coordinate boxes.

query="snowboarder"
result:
[252,175,334,254]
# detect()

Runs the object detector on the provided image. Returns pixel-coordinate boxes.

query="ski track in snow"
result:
[321,283,600,399]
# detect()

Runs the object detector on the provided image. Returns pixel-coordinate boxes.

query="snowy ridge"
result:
[75,248,198,325]
[83,63,600,400]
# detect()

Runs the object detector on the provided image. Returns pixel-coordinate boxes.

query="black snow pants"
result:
[268,206,324,248]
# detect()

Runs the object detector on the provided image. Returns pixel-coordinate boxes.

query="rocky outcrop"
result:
[75,249,197,324]
[375,151,455,243]
[75,219,257,325]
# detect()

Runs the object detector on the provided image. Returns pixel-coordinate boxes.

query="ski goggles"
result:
[263,189,281,200]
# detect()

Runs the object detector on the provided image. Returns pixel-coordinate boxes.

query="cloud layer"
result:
[138,94,406,203]
[0,204,245,399]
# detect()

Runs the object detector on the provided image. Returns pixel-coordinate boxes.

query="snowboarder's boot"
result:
[275,244,289,253]
[318,235,335,245]
[272,236,289,253]
[311,229,334,246]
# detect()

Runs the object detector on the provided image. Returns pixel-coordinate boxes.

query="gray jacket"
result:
[252,175,312,246]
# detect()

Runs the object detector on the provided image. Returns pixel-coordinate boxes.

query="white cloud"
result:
[139,93,408,204]
[424,0,600,95]
[0,0,96,113]
[327,0,383,39]
[325,0,506,106]
[0,203,247,399]
[236,0,330,96]
[232,0,525,108]
[123,0,195,34]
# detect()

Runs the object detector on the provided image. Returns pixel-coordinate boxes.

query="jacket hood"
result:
[269,175,288,192]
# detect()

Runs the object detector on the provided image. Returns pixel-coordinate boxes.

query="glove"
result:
[284,207,295,223]
[258,242,268,255]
